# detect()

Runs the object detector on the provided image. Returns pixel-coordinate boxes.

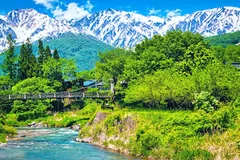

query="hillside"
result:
[36,33,113,71]
[205,31,240,47]
[0,33,113,72]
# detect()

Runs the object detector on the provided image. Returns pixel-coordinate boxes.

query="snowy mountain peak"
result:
[0,8,78,51]
[0,6,240,51]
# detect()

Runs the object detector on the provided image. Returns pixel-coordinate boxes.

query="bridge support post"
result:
[110,79,114,94]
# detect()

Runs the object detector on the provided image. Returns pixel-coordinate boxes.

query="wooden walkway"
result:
[0,91,110,100]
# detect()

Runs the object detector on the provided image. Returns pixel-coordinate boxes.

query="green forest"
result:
[205,30,240,47]
[1,30,240,159]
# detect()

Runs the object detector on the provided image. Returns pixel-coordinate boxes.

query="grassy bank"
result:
[79,105,240,159]
[4,100,101,128]
[0,114,17,143]
[2,100,240,159]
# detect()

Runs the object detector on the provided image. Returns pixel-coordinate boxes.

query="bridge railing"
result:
[0,91,110,100]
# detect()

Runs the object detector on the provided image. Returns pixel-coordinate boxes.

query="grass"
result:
[3,100,240,159]
[79,105,240,159]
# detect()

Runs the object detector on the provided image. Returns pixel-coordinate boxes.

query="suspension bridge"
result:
[0,91,110,100]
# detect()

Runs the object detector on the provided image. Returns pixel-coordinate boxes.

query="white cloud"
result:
[165,9,182,17]
[85,0,93,11]
[52,2,91,21]
[33,0,94,21]
[33,0,57,9]
[148,7,161,15]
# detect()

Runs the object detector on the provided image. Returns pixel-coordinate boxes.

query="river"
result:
[0,128,137,160]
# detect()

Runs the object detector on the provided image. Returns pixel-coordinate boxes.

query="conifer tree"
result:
[2,34,17,81]
[25,38,37,78]
[18,43,27,80]
[53,49,60,60]
[37,39,45,76]
[37,39,44,65]
[18,38,37,80]
[45,46,52,60]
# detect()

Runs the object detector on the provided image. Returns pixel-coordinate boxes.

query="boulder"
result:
[70,124,81,131]
[75,137,92,143]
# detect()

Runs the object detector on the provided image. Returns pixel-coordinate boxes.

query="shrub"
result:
[193,91,219,112]
[173,149,214,160]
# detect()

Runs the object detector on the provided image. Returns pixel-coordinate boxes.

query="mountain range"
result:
[0,6,240,51]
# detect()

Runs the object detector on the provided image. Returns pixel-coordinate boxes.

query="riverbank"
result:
[4,101,240,159]
[0,128,132,160]
[77,107,240,159]
[6,128,58,141]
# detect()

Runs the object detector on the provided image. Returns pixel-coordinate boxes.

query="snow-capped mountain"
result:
[72,7,240,48]
[171,7,240,36]
[72,9,166,47]
[0,6,240,51]
[0,9,78,51]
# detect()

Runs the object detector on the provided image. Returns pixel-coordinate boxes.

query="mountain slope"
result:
[72,9,165,48]
[0,33,112,73]
[72,7,240,48]
[0,9,78,51]
[0,7,240,51]
[172,7,240,36]
[33,33,112,71]
[205,31,240,47]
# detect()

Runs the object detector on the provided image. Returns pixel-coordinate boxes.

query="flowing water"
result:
[0,128,137,160]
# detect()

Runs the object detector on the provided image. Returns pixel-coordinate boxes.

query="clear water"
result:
[0,128,137,160]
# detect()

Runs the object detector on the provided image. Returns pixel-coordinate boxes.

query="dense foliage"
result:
[87,30,240,159]
[205,31,240,47]
[0,35,78,138]
[96,30,240,110]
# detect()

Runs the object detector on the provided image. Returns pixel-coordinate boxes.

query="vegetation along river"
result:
[0,128,137,160]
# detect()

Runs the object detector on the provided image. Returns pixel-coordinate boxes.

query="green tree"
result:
[37,39,45,65]
[41,58,76,90]
[124,69,195,109]
[11,77,57,121]
[178,42,214,75]
[45,46,52,60]
[18,38,37,80]
[53,48,60,60]
[37,39,45,76]
[96,48,129,86]
[18,43,27,80]
[41,58,63,91]
[124,47,173,82]
[192,62,240,102]
[163,30,204,61]
[2,34,17,82]
[12,77,57,94]
[76,69,95,81]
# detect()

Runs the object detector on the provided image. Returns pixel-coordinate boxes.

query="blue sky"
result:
[0,0,240,20]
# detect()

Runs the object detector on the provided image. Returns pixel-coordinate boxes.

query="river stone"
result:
[70,124,81,131]
[75,137,81,142]
[0,143,6,147]
[75,137,92,143]
[28,122,37,127]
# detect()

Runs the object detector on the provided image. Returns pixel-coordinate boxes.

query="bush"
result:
[173,149,213,160]
[3,125,17,135]
[0,134,6,143]
[193,91,219,113]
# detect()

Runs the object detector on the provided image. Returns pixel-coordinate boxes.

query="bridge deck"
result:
[0,91,110,100]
